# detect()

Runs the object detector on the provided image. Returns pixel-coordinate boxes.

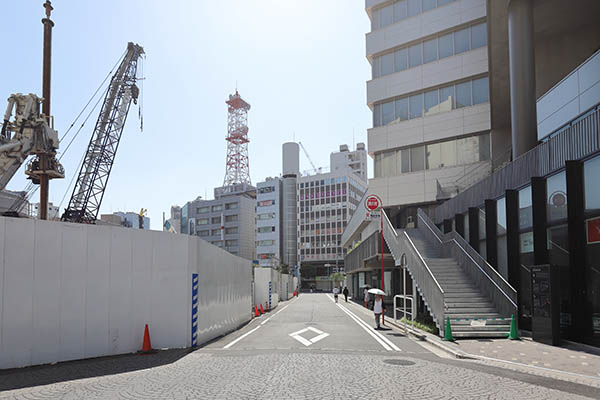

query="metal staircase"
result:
[381,209,517,338]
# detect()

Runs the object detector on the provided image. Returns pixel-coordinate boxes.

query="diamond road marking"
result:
[289,327,330,347]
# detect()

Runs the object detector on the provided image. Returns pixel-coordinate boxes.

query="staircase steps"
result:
[404,229,512,338]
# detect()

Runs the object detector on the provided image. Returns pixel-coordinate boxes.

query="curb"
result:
[384,319,473,360]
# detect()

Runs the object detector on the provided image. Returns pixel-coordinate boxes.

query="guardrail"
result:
[381,210,446,334]
[394,294,414,332]
[417,208,517,319]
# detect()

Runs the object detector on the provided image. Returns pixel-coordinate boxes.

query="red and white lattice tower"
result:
[223,90,252,186]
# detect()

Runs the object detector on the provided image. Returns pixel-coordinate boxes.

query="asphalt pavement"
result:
[0,293,598,399]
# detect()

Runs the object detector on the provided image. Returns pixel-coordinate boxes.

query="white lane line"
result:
[329,295,401,352]
[328,294,391,351]
[261,301,293,325]
[223,325,261,349]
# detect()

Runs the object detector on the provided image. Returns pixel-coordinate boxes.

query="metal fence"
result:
[434,106,600,223]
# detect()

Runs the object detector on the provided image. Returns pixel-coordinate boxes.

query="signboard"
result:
[365,194,382,211]
[365,211,381,221]
[586,217,600,244]
[520,232,534,253]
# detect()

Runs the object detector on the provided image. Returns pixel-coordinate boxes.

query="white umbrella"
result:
[368,288,386,295]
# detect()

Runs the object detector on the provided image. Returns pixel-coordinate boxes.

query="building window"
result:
[258,186,275,194]
[371,21,487,79]
[472,77,489,105]
[258,200,275,207]
[225,239,238,247]
[585,155,600,212]
[547,172,568,222]
[225,227,238,234]
[198,230,209,237]
[257,213,275,220]
[373,133,490,177]
[212,205,223,212]
[225,202,237,210]
[225,214,238,222]
[372,0,456,30]
[373,76,488,127]
[258,226,275,233]
[257,240,275,246]
[211,217,220,224]
[197,206,210,214]
[197,218,209,225]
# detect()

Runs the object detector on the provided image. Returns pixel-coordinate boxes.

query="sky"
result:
[1,0,372,229]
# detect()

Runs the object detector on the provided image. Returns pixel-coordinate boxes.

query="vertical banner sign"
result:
[268,281,272,310]
[221,213,225,241]
[191,273,199,347]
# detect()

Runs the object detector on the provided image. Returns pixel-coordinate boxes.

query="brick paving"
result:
[0,294,597,400]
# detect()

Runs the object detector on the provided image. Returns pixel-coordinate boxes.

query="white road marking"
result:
[223,325,261,349]
[261,301,293,325]
[336,303,392,351]
[289,327,330,347]
[329,295,401,352]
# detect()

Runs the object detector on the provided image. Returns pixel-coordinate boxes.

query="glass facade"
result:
[584,155,600,344]
[371,0,457,30]
[374,134,490,178]
[372,22,487,79]
[373,76,489,127]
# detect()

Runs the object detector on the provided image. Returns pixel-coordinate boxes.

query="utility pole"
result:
[40,0,54,220]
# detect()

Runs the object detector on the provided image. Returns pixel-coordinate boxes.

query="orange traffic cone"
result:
[255,305,259,317]
[259,304,264,314]
[141,324,153,353]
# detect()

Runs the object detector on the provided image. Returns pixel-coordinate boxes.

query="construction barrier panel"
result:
[0,217,252,369]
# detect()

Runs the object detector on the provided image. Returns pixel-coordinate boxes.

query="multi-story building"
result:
[256,142,300,271]
[298,144,368,291]
[164,205,181,233]
[330,143,368,181]
[367,0,494,225]
[181,183,256,261]
[345,0,600,346]
[114,211,150,229]
[32,202,60,220]
[256,178,282,267]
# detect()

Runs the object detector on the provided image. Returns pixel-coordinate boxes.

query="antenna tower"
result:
[223,90,251,186]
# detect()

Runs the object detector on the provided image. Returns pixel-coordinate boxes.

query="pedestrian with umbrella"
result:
[368,288,386,329]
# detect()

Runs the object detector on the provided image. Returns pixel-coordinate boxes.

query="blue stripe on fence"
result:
[191,273,199,347]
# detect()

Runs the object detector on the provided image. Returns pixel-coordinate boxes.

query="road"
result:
[0,294,597,399]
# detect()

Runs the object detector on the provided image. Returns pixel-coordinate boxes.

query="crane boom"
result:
[62,42,144,223]
[298,141,317,172]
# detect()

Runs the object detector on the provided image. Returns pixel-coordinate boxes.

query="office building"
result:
[255,143,301,270]
[32,202,60,220]
[181,183,256,261]
[298,144,368,290]
[344,0,600,345]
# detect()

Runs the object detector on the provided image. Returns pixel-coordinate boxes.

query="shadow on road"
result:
[0,349,192,391]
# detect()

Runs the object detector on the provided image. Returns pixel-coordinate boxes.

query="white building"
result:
[32,202,60,220]
[297,145,368,290]
[256,142,300,271]
[256,178,282,267]
[366,0,493,225]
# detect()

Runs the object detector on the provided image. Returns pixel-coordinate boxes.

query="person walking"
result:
[364,287,369,308]
[373,294,385,329]
[343,286,349,302]
[333,286,339,303]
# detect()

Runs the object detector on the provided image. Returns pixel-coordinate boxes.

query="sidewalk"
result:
[345,297,600,388]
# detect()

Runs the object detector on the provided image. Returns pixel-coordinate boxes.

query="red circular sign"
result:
[365,195,382,211]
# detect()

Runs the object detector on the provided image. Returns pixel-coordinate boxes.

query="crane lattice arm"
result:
[298,141,317,172]
[62,42,144,223]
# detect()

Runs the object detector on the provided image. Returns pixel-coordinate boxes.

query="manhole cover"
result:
[384,359,415,366]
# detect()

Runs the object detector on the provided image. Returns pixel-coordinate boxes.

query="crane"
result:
[298,141,318,174]
[0,93,64,192]
[61,42,144,223]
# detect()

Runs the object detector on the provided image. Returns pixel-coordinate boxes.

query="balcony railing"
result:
[434,105,600,223]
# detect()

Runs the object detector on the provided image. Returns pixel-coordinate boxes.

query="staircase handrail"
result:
[417,209,517,317]
[381,210,446,333]
[383,210,444,292]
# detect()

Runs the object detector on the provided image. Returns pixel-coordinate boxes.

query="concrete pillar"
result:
[508,0,538,157]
